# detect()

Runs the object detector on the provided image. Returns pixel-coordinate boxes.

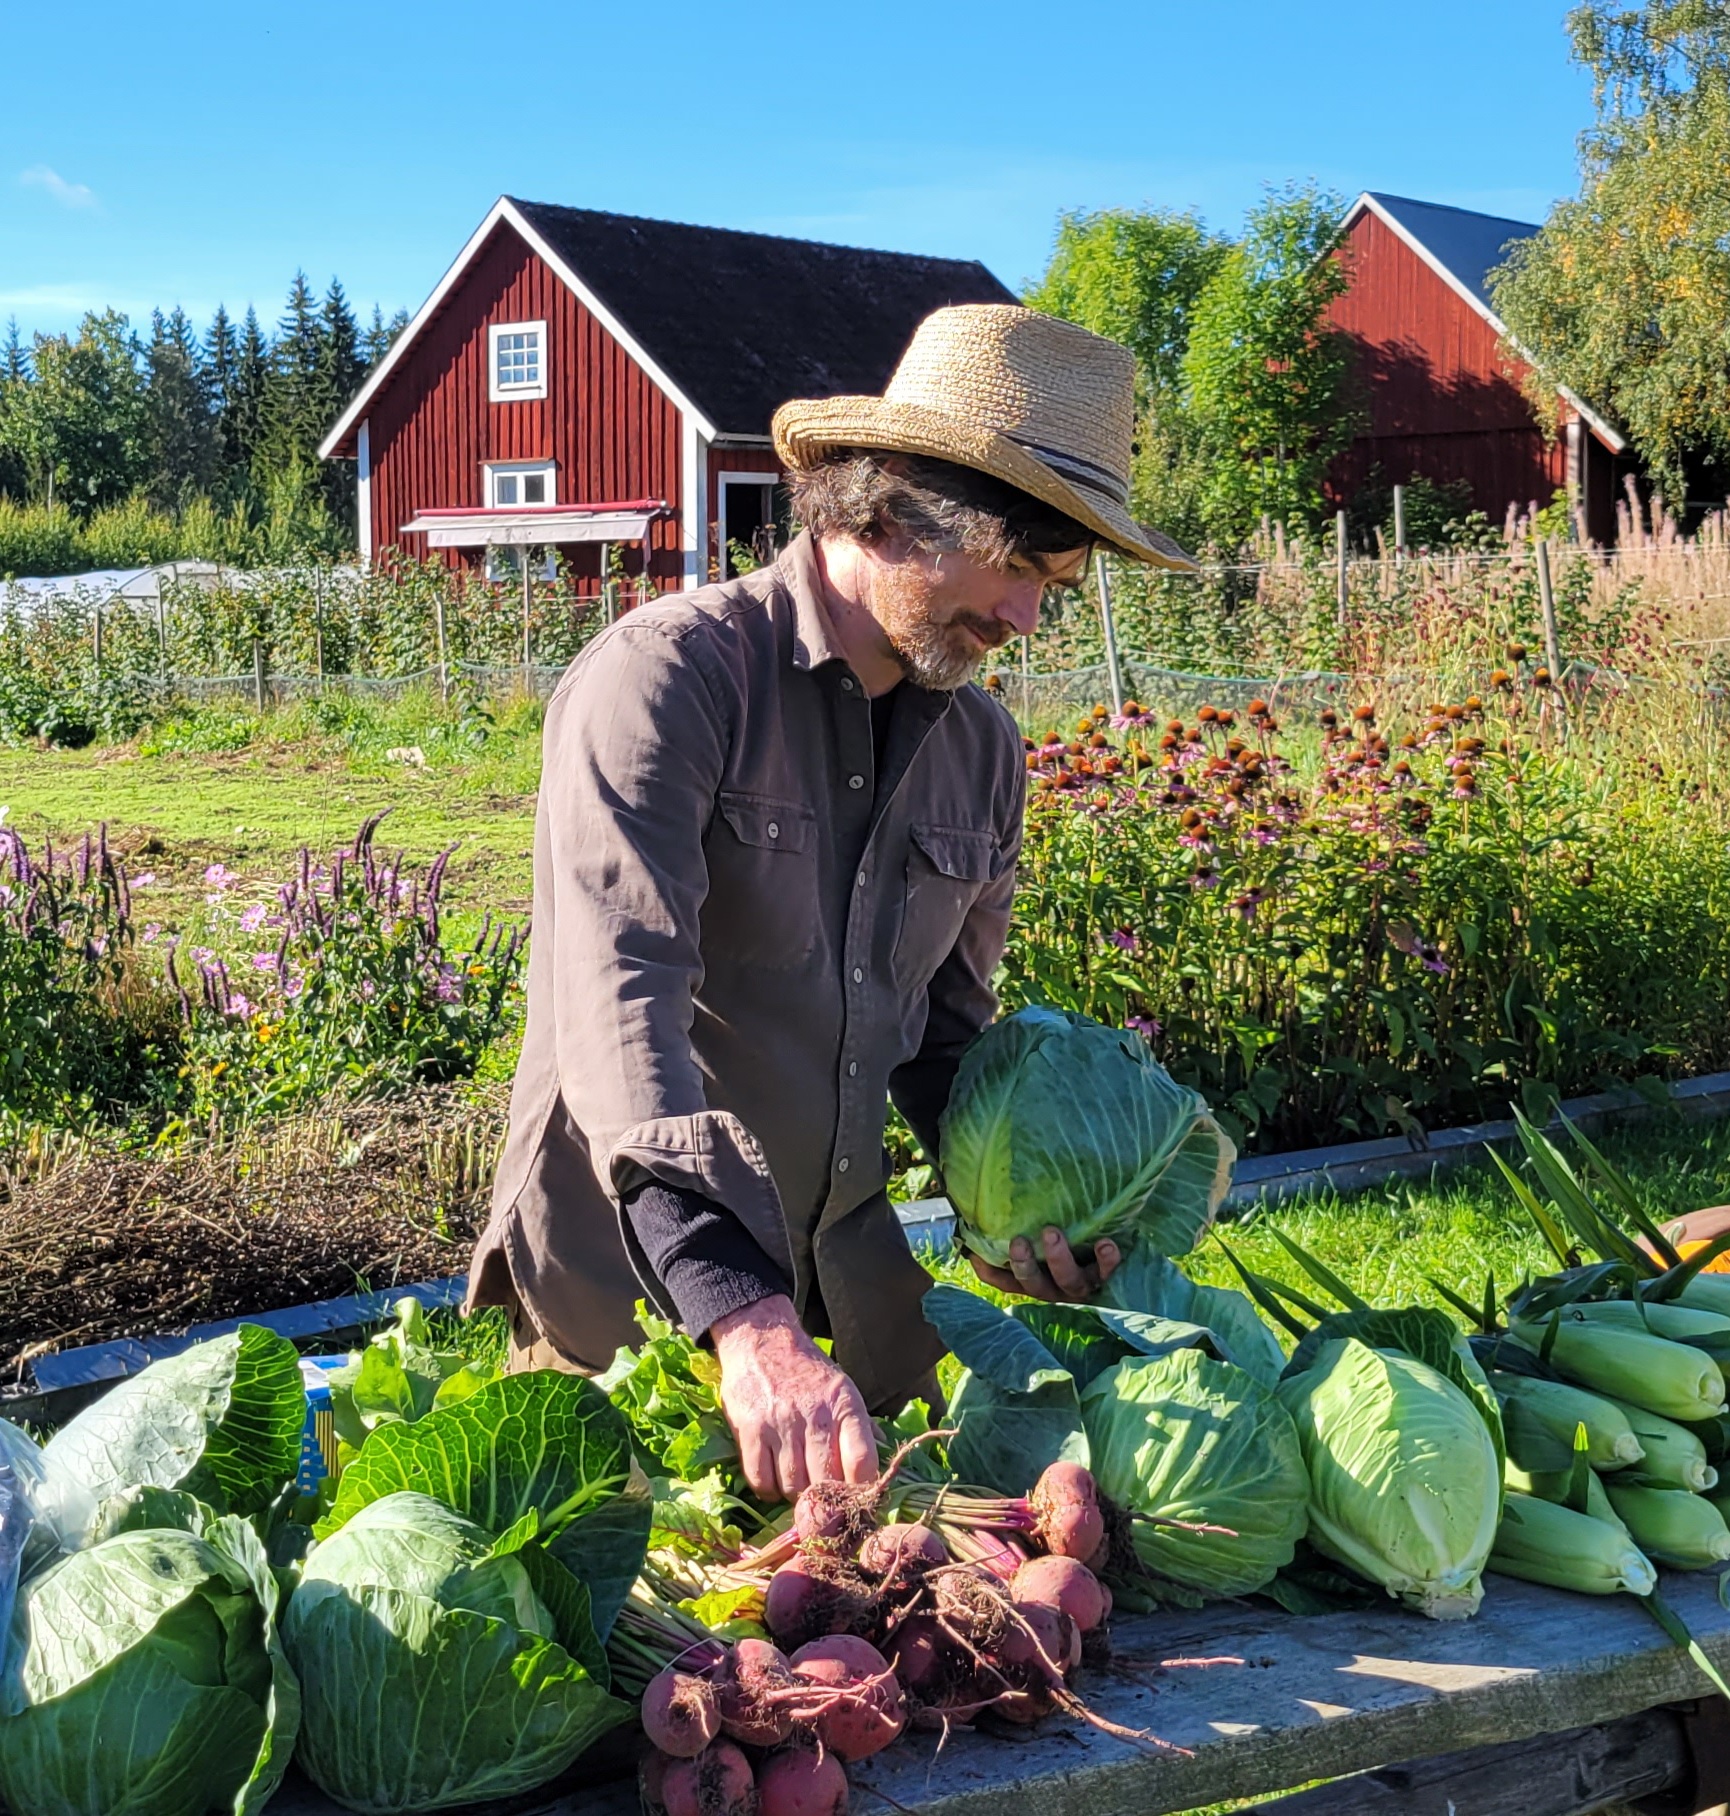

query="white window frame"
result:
[717,470,783,576]
[484,460,557,509]
[488,320,547,401]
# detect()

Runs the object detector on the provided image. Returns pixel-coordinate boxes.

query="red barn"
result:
[319,197,1015,589]
[1327,193,1638,544]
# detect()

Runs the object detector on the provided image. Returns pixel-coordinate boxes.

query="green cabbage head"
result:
[1081,1349,1309,1599]
[0,1518,298,1816]
[284,1492,629,1814]
[1276,1338,1501,1621]
[940,1007,1235,1269]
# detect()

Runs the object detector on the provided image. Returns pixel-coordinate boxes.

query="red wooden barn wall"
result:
[1326,211,1566,524]
[365,222,684,588]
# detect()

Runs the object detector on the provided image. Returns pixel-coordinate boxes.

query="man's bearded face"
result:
[870,544,1088,691]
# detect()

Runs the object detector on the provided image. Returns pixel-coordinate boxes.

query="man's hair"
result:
[786,449,1093,568]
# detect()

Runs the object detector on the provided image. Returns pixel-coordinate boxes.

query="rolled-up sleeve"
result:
[541,624,796,1283]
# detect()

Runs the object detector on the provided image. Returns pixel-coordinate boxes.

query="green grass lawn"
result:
[0,690,544,925]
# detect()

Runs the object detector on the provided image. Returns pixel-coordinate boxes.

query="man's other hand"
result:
[710,1296,878,1502]
[968,1228,1120,1303]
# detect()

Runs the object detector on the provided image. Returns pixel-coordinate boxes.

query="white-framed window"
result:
[485,461,557,509]
[485,546,557,583]
[488,321,547,401]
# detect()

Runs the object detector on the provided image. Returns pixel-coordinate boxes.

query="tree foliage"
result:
[1491,0,1730,502]
[1027,183,1356,555]
[0,274,406,565]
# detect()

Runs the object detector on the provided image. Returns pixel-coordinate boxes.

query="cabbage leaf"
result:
[1082,1349,1309,1600]
[939,1008,1235,1268]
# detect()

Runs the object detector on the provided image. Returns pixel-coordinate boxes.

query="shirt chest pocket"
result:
[704,791,819,971]
[892,822,996,993]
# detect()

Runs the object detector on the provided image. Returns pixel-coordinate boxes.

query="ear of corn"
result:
[1505,1459,1628,1532]
[1674,1276,1730,1321]
[1489,1369,1644,1472]
[1488,1491,1656,1596]
[1507,1317,1727,1422]
[1566,1298,1730,1357]
[1601,1481,1730,1568]
[1603,1397,1718,1491]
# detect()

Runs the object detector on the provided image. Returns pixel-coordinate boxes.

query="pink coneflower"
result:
[1126,1014,1162,1041]
[228,993,252,1018]
[239,904,267,932]
[1107,927,1140,953]
[203,863,236,889]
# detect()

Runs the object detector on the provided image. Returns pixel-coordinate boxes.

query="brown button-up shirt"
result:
[468,533,1025,1412]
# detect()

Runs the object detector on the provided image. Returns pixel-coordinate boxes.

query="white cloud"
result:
[19,165,97,210]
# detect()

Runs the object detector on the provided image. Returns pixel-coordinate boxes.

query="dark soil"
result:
[0,1084,507,1380]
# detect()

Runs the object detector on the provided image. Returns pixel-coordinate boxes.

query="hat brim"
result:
[772,395,1196,572]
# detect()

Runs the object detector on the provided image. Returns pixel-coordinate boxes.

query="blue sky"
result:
[3,0,1592,343]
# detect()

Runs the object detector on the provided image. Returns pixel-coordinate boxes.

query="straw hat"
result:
[773,304,1194,571]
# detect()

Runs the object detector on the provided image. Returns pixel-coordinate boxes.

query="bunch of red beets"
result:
[639,1460,1116,1816]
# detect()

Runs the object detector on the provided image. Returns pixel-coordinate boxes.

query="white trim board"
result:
[356,420,372,567]
[319,196,719,460]
[1337,193,1628,456]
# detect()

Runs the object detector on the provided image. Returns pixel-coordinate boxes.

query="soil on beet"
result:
[0,1083,504,1377]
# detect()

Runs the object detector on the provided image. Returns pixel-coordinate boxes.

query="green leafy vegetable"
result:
[40,1327,304,1526]
[284,1492,628,1814]
[1098,1248,1287,1385]
[319,1371,650,1641]
[1082,1349,1309,1600]
[325,1298,494,1457]
[596,1309,741,1486]
[938,1007,1235,1269]
[0,1518,298,1816]
[1277,1337,1501,1620]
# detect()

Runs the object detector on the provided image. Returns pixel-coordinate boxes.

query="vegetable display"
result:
[939,1006,1235,1269]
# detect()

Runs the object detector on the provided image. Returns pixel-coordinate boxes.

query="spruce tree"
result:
[229,306,270,485]
[143,305,217,507]
[315,279,366,521]
[0,319,28,500]
[203,304,239,469]
[1,318,27,384]
[256,271,322,489]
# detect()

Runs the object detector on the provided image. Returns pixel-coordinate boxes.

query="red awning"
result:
[401,501,668,547]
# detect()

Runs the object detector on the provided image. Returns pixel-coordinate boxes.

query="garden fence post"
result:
[521,554,533,679]
[92,602,103,673]
[1537,537,1564,705]
[1393,485,1407,561]
[155,588,168,681]
[313,566,325,688]
[1094,551,1125,716]
[1335,510,1349,628]
[434,586,449,701]
[252,638,266,713]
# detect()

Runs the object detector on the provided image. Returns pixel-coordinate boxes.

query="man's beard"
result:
[870,561,1006,691]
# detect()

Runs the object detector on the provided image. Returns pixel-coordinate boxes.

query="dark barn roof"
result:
[509,199,1017,438]
[1363,193,1539,315]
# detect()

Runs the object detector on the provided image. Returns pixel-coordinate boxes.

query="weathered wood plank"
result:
[271,1570,1730,1816]
[1249,1706,1687,1813]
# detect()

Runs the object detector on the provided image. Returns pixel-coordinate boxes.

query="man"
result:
[466,303,1194,1501]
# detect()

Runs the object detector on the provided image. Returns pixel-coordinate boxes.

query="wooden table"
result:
[271,1569,1730,1816]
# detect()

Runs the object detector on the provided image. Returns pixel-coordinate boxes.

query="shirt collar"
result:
[779,531,850,674]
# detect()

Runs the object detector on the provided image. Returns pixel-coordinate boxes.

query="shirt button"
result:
[852,967,863,984]
[841,676,855,693]
[848,774,865,790]
[856,870,866,888]
[848,1061,858,1077]
[766,822,779,840]
[837,1157,850,1173]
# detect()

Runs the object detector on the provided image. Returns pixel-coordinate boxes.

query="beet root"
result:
[1029,1461,1105,1562]
[1011,1555,1109,1634]
[714,1639,796,1749]
[640,1748,673,1816]
[858,1521,947,1579]
[662,1741,757,1816]
[792,1480,879,1555]
[789,1636,907,1761]
[755,1746,848,1816]
[642,1668,722,1758]
[764,1557,875,1652]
